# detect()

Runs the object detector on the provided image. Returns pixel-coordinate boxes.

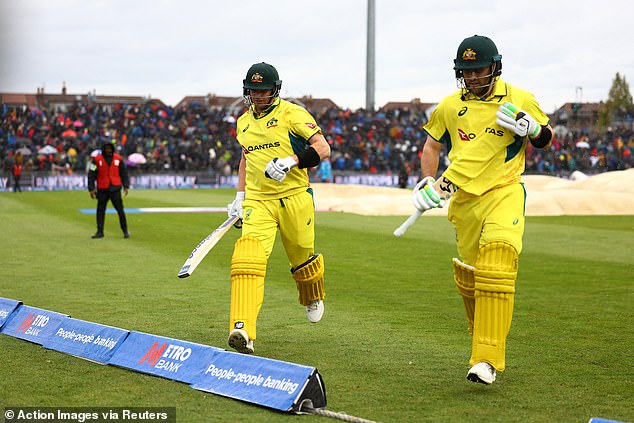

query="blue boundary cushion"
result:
[0,305,68,345]
[0,297,22,329]
[588,419,630,423]
[43,317,130,364]
[191,350,320,412]
[108,331,222,384]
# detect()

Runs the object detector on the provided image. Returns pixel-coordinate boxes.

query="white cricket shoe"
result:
[467,362,496,385]
[228,329,254,354]
[306,300,324,323]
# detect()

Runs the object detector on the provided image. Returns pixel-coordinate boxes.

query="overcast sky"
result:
[1,0,632,114]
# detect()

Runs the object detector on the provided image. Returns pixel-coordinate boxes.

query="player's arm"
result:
[412,135,451,211]
[228,152,246,227]
[237,152,246,192]
[307,132,331,162]
[421,135,442,178]
[265,131,328,182]
[531,122,553,149]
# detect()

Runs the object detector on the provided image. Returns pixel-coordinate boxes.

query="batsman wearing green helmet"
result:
[413,35,553,384]
[225,62,331,354]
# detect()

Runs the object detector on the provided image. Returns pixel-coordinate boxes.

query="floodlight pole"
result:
[366,0,376,111]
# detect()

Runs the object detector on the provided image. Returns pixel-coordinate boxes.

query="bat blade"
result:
[177,215,239,279]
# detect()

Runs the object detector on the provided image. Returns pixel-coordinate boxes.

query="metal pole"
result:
[366,0,375,111]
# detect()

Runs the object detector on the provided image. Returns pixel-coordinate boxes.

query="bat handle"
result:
[393,210,423,237]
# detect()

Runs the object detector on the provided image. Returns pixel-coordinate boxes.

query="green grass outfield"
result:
[1,189,633,423]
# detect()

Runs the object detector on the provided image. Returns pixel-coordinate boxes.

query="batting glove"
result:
[412,177,445,212]
[265,156,297,182]
[227,191,245,228]
[496,102,541,138]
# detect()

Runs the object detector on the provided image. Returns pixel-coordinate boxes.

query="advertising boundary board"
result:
[191,348,326,412]
[0,304,68,345]
[0,298,327,414]
[108,331,222,384]
[0,297,22,329]
[43,317,130,364]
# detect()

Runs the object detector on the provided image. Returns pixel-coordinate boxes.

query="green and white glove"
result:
[496,102,541,138]
[412,177,445,212]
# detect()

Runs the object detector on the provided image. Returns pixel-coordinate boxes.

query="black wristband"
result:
[530,126,552,148]
[296,146,321,169]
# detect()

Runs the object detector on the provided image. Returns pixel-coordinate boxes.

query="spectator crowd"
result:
[1,100,632,184]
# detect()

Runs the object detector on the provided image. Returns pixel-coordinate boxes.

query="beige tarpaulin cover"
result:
[313,169,634,217]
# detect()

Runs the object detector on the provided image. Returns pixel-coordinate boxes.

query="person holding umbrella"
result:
[87,142,130,238]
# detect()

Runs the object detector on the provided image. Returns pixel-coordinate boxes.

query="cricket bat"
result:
[393,175,456,237]
[177,215,240,278]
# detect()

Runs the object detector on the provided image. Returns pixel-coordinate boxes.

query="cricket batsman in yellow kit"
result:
[412,35,553,384]
[225,62,331,354]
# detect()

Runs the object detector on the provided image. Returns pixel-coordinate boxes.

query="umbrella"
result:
[38,145,58,155]
[127,153,147,164]
[61,129,78,138]
[16,147,32,156]
[575,141,590,149]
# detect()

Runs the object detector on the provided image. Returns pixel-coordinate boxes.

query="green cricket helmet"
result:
[242,62,282,109]
[453,35,502,74]
[243,62,282,92]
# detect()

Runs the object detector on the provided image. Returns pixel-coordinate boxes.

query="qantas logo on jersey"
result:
[241,141,281,155]
[305,122,317,129]
[458,129,475,141]
[485,127,504,137]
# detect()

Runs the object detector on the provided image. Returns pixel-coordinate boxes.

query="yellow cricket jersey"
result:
[236,98,321,200]
[424,79,550,196]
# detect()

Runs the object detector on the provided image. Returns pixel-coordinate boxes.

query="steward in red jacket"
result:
[87,143,130,238]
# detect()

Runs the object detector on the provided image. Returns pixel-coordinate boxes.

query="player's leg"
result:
[453,258,475,334]
[279,190,325,322]
[228,235,266,354]
[110,189,129,237]
[468,184,525,383]
[228,199,277,353]
[448,191,481,333]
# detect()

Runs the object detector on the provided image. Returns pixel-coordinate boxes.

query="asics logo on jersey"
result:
[458,107,468,116]
[241,141,281,154]
[266,118,278,128]
[458,129,475,141]
[242,124,250,133]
